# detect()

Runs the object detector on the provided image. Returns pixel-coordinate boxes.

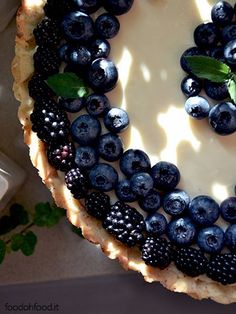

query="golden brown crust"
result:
[12,0,236,304]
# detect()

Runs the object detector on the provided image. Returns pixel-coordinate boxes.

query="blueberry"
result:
[204,81,229,101]
[138,190,162,213]
[71,114,101,145]
[87,58,118,93]
[211,1,234,27]
[167,217,196,246]
[180,47,207,74]
[188,195,220,227]
[89,163,118,191]
[151,161,180,192]
[221,24,236,44]
[104,108,129,133]
[145,213,167,236]
[224,39,236,65]
[184,96,210,120]
[61,11,95,43]
[89,38,111,59]
[73,0,102,14]
[97,133,124,162]
[225,224,236,252]
[59,97,85,113]
[181,75,202,97]
[220,197,236,223]
[95,13,120,39]
[197,226,224,254]
[85,93,110,117]
[163,189,190,216]
[119,149,151,177]
[194,23,219,49]
[75,146,98,169]
[58,44,71,62]
[209,46,225,62]
[68,46,92,68]
[103,0,134,15]
[130,172,154,198]
[115,179,136,202]
[209,102,236,135]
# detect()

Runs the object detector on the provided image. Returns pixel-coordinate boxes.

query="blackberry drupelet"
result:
[30,99,70,144]
[85,192,111,220]
[33,46,60,77]
[44,0,75,20]
[65,168,89,199]
[28,73,55,101]
[174,247,208,277]
[206,253,236,285]
[103,201,145,247]
[33,18,61,47]
[47,141,76,172]
[141,236,174,269]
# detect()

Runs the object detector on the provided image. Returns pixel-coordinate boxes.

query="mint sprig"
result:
[46,73,90,99]
[186,56,236,103]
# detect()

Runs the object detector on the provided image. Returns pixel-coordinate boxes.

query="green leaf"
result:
[11,234,24,251]
[228,76,236,103]
[46,73,90,99]
[21,231,37,256]
[71,225,84,238]
[185,56,231,82]
[10,203,29,226]
[0,240,6,264]
[33,203,65,227]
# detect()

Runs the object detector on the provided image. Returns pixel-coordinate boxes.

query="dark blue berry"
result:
[75,146,98,169]
[180,47,207,74]
[89,163,118,192]
[97,133,124,162]
[185,96,210,120]
[209,102,236,135]
[120,149,151,177]
[115,179,136,202]
[204,81,229,101]
[61,11,95,43]
[87,58,118,93]
[194,23,219,49]
[103,0,134,15]
[167,217,196,246]
[138,190,161,213]
[224,39,236,65]
[104,108,129,133]
[181,76,202,97]
[73,0,102,14]
[221,24,236,44]
[145,213,167,236]
[58,44,71,62]
[71,114,101,145]
[188,195,220,227]
[220,197,236,223]
[151,161,180,192]
[59,97,85,113]
[209,46,225,62]
[95,13,120,39]
[85,93,110,117]
[68,46,92,68]
[89,38,111,59]
[130,172,154,198]
[163,189,190,216]
[211,1,234,26]
[225,224,236,252]
[198,226,224,254]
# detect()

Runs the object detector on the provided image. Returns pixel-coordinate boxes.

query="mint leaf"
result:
[228,76,236,103]
[46,73,90,99]
[11,234,24,251]
[0,240,6,264]
[21,231,37,256]
[34,203,65,227]
[186,56,231,82]
[71,225,84,238]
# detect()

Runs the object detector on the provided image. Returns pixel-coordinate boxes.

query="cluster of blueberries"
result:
[180,1,236,136]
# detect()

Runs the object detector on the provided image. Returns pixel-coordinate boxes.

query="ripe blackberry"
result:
[85,192,111,220]
[28,73,55,101]
[174,247,208,277]
[47,141,76,172]
[141,236,174,269]
[65,168,89,199]
[33,46,60,77]
[30,99,70,144]
[44,0,75,20]
[33,18,61,47]
[206,253,236,285]
[103,201,145,247]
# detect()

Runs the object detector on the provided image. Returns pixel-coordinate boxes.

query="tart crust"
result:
[12,0,236,304]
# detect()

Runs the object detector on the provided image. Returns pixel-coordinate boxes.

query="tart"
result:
[12,0,236,304]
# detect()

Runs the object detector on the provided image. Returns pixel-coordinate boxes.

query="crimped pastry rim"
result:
[11,0,236,304]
